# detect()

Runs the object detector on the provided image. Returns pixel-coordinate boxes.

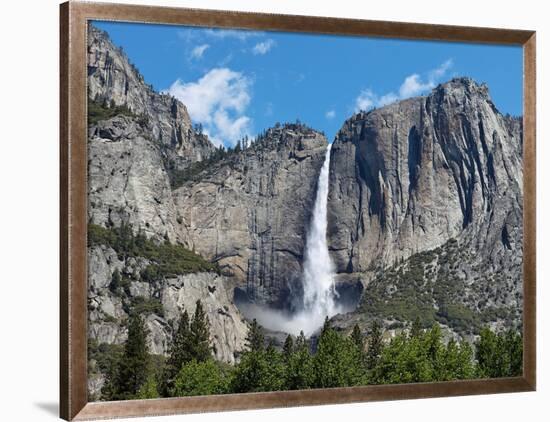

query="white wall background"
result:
[0,0,546,420]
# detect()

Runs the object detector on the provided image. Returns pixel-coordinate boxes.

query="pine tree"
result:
[173,359,227,397]
[374,322,465,384]
[375,331,432,384]
[424,324,443,363]
[285,331,314,390]
[476,326,500,377]
[366,320,383,371]
[424,324,444,379]
[440,339,475,380]
[97,342,123,401]
[313,320,363,388]
[136,374,159,399]
[245,319,264,352]
[475,326,522,378]
[110,268,122,292]
[230,320,268,393]
[410,316,422,338]
[112,313,151,400]
[161,309,192,396]
[283,334,294,362]
[351,324,364,352]
[263,341,285,391]
[189,300,211,362]
[504,328,523,376]
[319,316,331,338]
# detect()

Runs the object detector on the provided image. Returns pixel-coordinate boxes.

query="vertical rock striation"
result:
[328,78,522,275]
[87,25,215,242]
[328,78,523,333]
[173,124,328,308]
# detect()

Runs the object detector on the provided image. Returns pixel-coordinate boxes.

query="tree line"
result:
[98,305,523,401]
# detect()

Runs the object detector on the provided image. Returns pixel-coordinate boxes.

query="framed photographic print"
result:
[60,1,536,420]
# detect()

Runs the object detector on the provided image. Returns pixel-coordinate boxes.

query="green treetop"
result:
[111,313,151,400]
[245,319,265,352]
[189,300,212,362]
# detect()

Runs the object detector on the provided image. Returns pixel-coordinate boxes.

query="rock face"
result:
[173,124,329,308]
[328,78,523,333]
[88,116,183,241]
[87,25,214,242]
[88,25,214,164]
[328,78,522,274]
[86,24,249,383]
[88,245,248,363]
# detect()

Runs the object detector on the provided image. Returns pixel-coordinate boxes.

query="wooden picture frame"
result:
[60,1,536,420]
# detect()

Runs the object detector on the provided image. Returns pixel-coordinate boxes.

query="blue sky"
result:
[92,21,523,147]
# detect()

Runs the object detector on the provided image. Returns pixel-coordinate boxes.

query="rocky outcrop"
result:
[88,116,183,241]
[328,78,523,334]
[88,25,214,165]
[173,124,329,308]
[87,25,216,242]
[86,24,252,376]
[88,245,248,363]
[328,78,522,275]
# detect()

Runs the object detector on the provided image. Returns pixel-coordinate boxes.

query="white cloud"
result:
[355,89,376,111]
[378,92,399,106]
[214,110,251,143]
[217,54,233,67]
[430,59,453,80]
[178,28,262,42]
[203,28,264,41]
[190,44,209,60]
[252,39,276,55]
[325,110,336,119]
[398,74,433,98]
[166,68,252,147]
[354,59,454,112]
[178,28,264,43]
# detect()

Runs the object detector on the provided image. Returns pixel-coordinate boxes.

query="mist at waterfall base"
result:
[238,144,349,337]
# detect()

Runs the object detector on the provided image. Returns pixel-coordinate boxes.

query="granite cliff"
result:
[173,124,328,309]
[87,25,214,242]
[328,78,523,335]
[328,78,522,273]
[86,25,247,397]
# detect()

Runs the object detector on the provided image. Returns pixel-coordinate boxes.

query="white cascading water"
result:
[238,144,341,336]
[299,143,340,333]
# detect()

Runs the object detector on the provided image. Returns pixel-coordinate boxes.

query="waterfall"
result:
[236,144,341,336]
[299,143,339,332]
